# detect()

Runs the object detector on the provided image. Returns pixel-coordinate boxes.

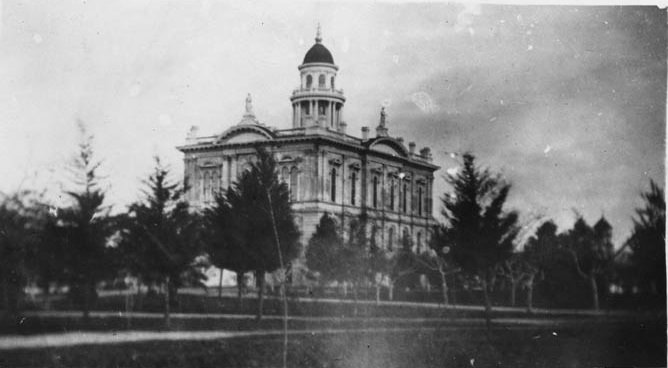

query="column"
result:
[292,104,297,127]
[311,101,316,120]
[296,103,301,127]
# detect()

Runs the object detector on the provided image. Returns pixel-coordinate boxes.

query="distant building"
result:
[177,27,439,283]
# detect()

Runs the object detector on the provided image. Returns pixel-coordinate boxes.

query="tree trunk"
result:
[82,281,91,322]
[481,278,492,331]
[164,276,171,329]
[375,282,380,305]
[280,270,289,368]
[388,281,394,301]
[256,271,265,321]
[136,282,144,311]
[510,279,517,307]
[125,285,133,329]
[440,271,449,307]
[526,274,535,314]
[237,272,244,309]
[352,283,358,317]
[589,274,599,311]
[218,269,224,299]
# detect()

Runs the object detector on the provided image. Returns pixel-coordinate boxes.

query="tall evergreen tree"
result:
[56,123,116,320]
[627,180,665,296]
[119,158,205,328]
[441,153,519,320]
[203,193,252,304]
[224,148,301,320]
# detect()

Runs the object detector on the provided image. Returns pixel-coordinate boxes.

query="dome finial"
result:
[315,22,322,43]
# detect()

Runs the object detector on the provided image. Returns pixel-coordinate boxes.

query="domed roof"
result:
[303,43,334,64]
[302,24,335,65]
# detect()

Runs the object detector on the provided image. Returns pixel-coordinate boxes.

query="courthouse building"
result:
[178,28,439,281]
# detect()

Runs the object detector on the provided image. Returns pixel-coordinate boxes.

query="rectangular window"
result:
[373,176,378,208]
[402,183,407,213]
[330,168,337,202]
[351,172,357,205]
[389,180,395,210]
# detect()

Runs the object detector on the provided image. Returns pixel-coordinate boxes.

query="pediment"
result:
[217,125,274,144]
[369,138,408,158]
[225,131,270,144]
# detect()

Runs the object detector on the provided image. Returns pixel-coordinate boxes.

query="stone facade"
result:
[177,28,439,283]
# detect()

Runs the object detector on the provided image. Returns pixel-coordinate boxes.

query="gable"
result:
[216,125,274,144]
[369,140,408,157]
[224,131,270,144]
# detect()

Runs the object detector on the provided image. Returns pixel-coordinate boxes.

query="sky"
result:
[0,1,665,246]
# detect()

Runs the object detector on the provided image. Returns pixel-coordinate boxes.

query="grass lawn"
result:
[1,320,665,368]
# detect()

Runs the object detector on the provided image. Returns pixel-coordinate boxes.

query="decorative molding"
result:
[328,157,343,166]
[279,155,302,164]
[348,162,361,170]
[198,161,221,168]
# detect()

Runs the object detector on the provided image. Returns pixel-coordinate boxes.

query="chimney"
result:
[361,126,369,141]
[340,121,347,135]
[409,142,416,155]
[420,147,432,161]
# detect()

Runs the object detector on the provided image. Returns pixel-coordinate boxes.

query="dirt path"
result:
[1,311,621,350]
[0,326,472,350]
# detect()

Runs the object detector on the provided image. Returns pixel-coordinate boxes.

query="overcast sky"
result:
[0,1,664,245]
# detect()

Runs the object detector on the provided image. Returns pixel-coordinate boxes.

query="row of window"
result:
[304,74,335,89]
[200,165,429,216]
[329,168,430,216]
[364,225,426,253]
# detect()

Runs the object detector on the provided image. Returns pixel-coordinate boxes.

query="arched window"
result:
[330,167,337,202]
[318,74,326,87]
[388,227,395,251]
[303,101,310,115]
[331,76,335,89]
[281,167,289,183]
[418,186,423,216]
[290,167,298,201]
[306,75,313,88]
[402,228,411,250]
[372,176,379,208]
[351,171,357,205]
